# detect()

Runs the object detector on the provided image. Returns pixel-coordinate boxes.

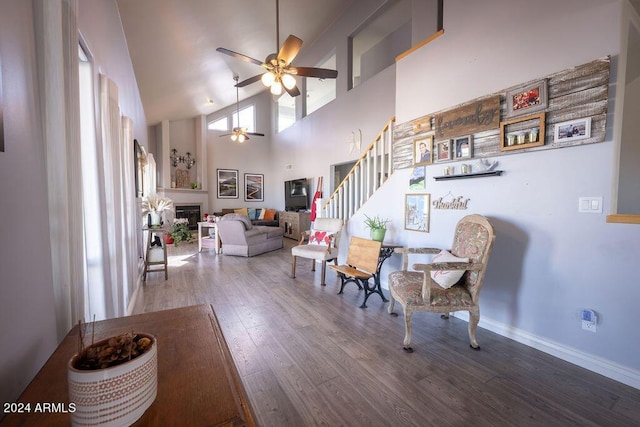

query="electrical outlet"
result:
[582,320,596,332]
[581,309,597,333]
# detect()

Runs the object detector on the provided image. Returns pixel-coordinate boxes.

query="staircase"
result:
[321,117,395,222]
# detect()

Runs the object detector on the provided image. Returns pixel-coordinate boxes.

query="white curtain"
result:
[121,116,137,312]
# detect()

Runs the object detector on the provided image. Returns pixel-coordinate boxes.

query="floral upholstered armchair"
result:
[388,214,496,352]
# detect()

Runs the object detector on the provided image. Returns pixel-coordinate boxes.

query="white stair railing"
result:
[321,117,395,222]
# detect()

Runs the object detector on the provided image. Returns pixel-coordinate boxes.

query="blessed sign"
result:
[434,96,500,139]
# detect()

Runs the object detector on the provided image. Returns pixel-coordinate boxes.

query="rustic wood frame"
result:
[453,135,473,160]
[413,135,433,165]
[405,193,430,232]
[434,140,452,162]
[554,117,592,143]
[505,79,548,118]
[500,112,546,152]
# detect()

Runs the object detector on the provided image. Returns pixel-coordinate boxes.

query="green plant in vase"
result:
[169,218,195,246]
[363,214,390,242]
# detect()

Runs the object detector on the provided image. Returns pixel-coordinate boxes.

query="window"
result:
[350,0,412,89]
[232,105,255,132]
[277,93,296,132]
[306,54,336,115]
[208,116,228,131]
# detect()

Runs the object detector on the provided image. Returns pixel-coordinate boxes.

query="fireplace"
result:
[175,205,201,230]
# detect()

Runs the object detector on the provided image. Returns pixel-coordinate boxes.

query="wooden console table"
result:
[1,305,256,426]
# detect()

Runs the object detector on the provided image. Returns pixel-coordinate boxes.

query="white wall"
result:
[387,0,640,385]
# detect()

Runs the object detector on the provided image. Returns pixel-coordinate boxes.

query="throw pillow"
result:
[234,208,248,216]
[263,209,276,221]
[258,209,266,220]
[247,208,256,220]
[430,250,469,289]
[308,229,335,246]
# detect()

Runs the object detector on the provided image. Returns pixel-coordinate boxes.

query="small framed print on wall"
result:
[554,117,591,143]
[505,79,548,118]
[217,169,239,199]
[405,193,430,232]
[413,135,433,166]
[434,140,451,162]
[244,173,264,202]
[453,135,473,160]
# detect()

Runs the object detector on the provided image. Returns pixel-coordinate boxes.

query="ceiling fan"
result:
[216,0,338,97]
[219,76,265,143]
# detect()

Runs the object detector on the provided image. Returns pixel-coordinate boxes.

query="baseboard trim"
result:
[453,312,640,390]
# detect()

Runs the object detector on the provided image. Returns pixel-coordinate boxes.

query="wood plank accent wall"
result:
[393,57,610,170]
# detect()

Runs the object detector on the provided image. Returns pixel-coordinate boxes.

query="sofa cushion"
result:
[263,209,277,220]
[247,208,257,219]
[258,209,266,220]
[234,208,249,216]
[221,213,253,230]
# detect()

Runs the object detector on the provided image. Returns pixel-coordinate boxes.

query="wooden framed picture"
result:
[244,173,264,202]
[413,135,433,165]
[434,140,451,162]
[500,112,546,152]
[505,79,548,118]
[405,193,430,232]
[217,169,238,198]
[453,135,473,160]
[409,166,425,190]
[554,117,592,143]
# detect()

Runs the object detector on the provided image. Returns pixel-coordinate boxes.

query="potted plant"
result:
[68,327,157,426]
[168,218,195,246]
[363,214,390,242]
[141,193,173,226]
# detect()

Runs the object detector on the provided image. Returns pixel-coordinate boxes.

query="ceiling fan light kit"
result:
[216,0,337,98]
[220,75,266,143]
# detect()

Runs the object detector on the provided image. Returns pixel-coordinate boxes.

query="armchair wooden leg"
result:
[388,294,397,316]
[291,256,297,278]
[468,307,481,350]
[402,307,414,353]
[320,260,326,286]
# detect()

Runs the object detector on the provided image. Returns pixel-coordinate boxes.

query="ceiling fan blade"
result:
[277,35,303,66]
[216,47,264,66]
[291,67,338,79]
[246,132,265,137]
[236,74,263,87]
[284,84,301,97]
[219,133,232,137]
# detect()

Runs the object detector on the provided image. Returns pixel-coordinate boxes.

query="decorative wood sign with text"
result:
[434,95,501,140]
[432,194,470,210]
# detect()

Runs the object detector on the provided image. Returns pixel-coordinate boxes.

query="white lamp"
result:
[261,72,275,87]
[282,73,296,90]
[270,80,283,95]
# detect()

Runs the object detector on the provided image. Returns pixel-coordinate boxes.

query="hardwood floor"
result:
[133,239,640,426]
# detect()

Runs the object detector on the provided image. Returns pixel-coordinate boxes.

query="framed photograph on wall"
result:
[453,135,473,159]
[405,193,430,232]
[434,140,451,162]
[409,166,425,190]
[217,169,238,199]
[500,112,546,152]
[554,117,592,143]
[413,135,433,165]
[505,79,548,118]
[244,173,264,202]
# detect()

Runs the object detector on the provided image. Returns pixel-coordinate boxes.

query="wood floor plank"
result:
[132,240,640,426]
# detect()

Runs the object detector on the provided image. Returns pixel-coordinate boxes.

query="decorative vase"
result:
[370,228,386,242]
[68,333,158,427]
[149,211,162,226]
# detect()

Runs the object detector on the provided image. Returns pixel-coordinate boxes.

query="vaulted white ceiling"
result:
[116,0,352,126]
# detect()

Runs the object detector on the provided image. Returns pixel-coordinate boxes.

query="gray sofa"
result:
[215,208,280,227]
[216,213,284,257]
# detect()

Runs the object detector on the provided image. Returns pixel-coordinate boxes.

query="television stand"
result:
[279,211,311,240]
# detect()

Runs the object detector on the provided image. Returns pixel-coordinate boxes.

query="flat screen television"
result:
[284,178,309,211]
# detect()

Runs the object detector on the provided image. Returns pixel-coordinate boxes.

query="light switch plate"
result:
[578,197,603,213]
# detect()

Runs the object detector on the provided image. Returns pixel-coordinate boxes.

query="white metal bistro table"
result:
[198,221,221,253]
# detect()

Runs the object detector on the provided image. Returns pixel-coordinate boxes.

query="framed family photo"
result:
[217,169,238,198]
[413,135,433,165]
[554,117,591,143]
[505,79,548,118]
[244,173,264,202]
[434,140,451,162]
[405,193,430,232]
[454,135,473,160]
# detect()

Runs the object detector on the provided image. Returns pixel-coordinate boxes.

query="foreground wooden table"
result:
[2,305,255,426]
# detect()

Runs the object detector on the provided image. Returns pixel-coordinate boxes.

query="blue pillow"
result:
[247,208,257,220]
